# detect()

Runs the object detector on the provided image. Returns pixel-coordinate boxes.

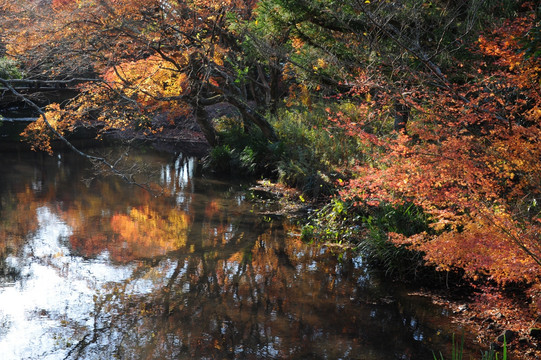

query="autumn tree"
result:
[0,0,280,150]
[333,4,541,289]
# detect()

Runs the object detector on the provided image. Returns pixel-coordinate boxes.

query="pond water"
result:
[0,148,476,359]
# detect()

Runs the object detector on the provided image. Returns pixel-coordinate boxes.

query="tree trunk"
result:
[394,102,409,133]
[269,62,281,116]
[193,103,218,147]
[226,96,278,142]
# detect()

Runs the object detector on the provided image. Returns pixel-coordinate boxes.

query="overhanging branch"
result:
[0,77,160,195]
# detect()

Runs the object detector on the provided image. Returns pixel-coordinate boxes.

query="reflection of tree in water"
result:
[0,151,456,359]
[0,185,43,283]
[67,220,440,360]
[69,205,191,261]
[65,156,249,263]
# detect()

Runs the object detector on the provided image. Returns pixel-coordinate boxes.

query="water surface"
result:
[0,148,474,359]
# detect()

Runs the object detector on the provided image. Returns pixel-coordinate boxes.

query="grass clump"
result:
[300,198,363,245]
[271,104,359,198]
[357,202,429,278]
[433,334,508,360]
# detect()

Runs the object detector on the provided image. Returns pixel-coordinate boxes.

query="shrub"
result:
[0,57,23,79]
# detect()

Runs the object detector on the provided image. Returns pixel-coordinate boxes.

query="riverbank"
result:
[249,179,541,360]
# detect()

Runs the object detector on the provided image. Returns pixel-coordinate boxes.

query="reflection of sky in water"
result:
[161,156,195,207]
[0,207,137,360]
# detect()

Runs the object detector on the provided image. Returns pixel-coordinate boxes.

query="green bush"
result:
[358,202,431,277]
[203,117,284,176]
[301,200,432,278]
[270,103,362,197]
[204,103,357,195]
[205,144,234,174]
[0,57,23,79]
